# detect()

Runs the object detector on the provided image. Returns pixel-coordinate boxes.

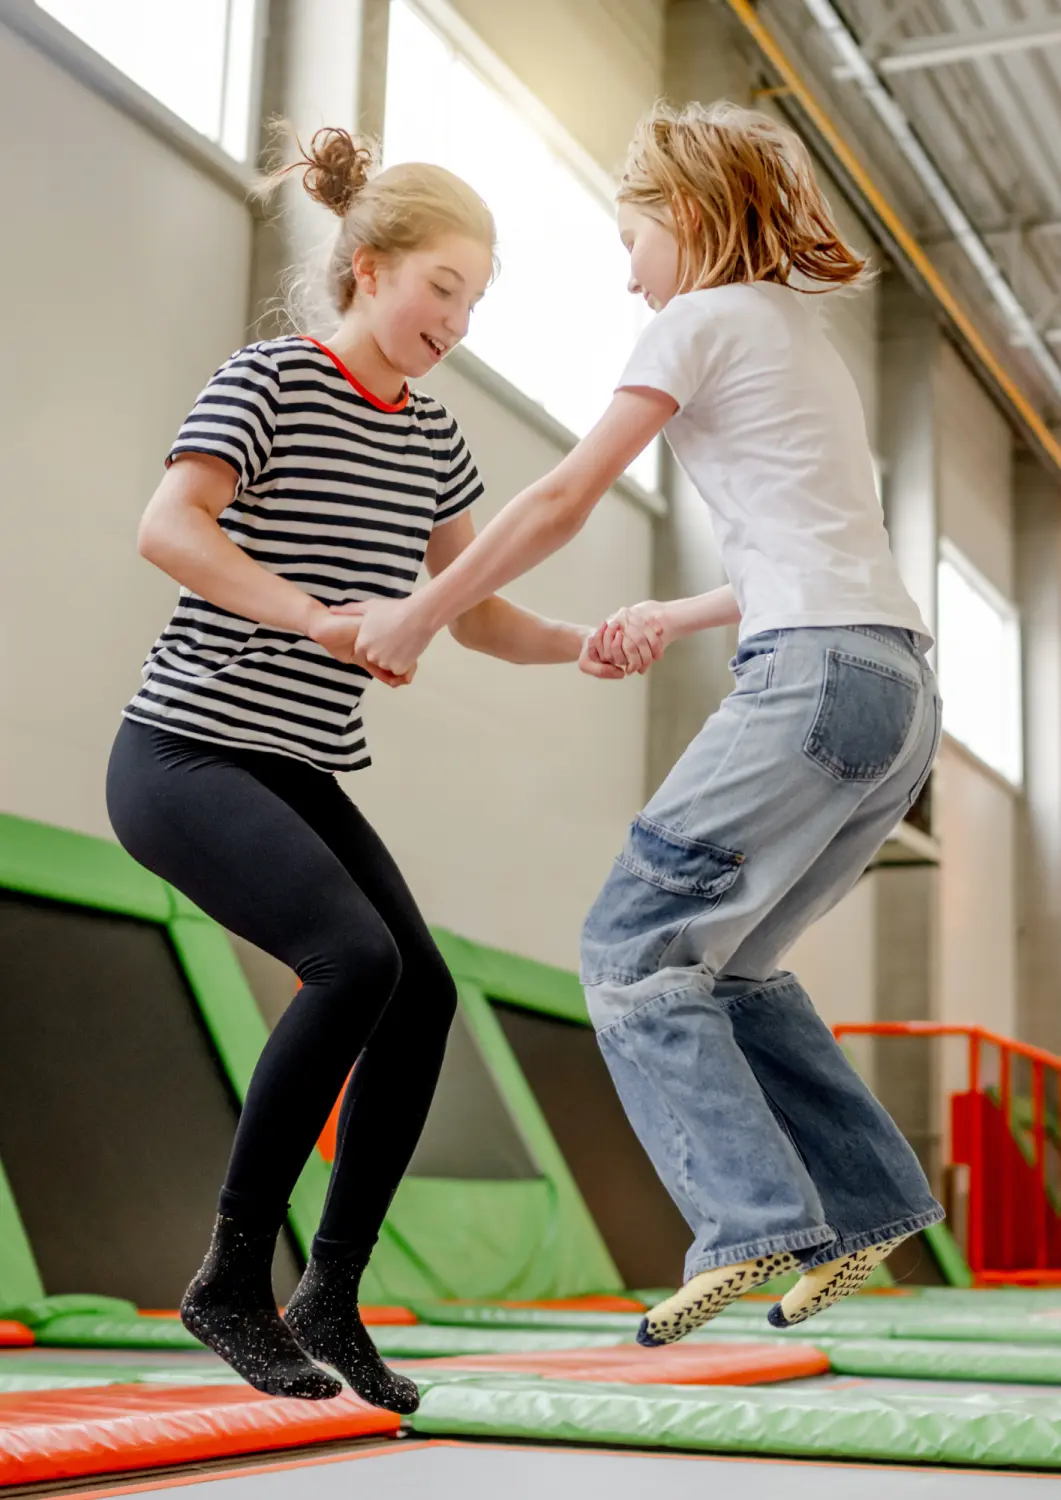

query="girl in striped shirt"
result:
[107,130,641,1411]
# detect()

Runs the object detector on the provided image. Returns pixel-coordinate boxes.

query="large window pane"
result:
[937,543,1022,786]
[384,0,659,491]
[35,0,259,161]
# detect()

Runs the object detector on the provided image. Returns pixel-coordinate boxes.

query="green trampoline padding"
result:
[709,1302,1061,1345]
[32,1316,202,1350]
[408,1375,1061,1469]
[819,1338,1061,1384]
[372,1326,630,1358]
[408,1303,643,1334]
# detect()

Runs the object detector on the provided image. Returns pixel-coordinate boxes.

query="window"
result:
[35,0,261,160]
[937,542,1022,786]
[384,0,659,491]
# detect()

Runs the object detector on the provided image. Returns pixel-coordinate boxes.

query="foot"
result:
[638,1251,800,1346]
[181,1216,341,1400]
[767,1236,905,1328]
[284,1252,420,1415]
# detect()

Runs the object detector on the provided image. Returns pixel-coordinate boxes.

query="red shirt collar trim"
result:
[300,336,409,412]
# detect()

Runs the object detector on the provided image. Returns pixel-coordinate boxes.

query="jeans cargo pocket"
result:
[580,815,744,987]
[803,650,919,784]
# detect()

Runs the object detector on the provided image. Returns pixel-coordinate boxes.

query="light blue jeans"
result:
[581,625,945,1280]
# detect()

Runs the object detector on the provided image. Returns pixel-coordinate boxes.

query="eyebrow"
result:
[435,265,466,284]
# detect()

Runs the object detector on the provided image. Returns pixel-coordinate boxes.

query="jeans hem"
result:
[684,1224,836,1277]
[796,1204,945,1269]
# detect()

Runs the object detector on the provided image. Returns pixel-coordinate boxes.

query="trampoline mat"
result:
[75,1441,1061,1497]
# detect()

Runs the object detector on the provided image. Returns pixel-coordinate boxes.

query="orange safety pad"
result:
[361,1306,419,1326]
[0,1322,34,1348]
[423,1340,829,1387]
[0,1383,399,1486]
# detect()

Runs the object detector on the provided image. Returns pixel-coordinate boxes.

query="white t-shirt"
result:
[618,282,929,643]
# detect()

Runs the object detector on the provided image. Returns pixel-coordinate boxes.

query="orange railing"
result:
[833,1022,1061,1285]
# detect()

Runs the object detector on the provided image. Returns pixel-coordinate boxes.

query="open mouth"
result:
[422,334,446,359]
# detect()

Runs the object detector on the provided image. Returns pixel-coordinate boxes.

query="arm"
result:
[589,585,741,676]
[138,454,406,681]
[346,388,677,676]
[425,511,604,667]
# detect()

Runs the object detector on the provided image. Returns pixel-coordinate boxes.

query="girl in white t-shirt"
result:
[344,102,945,1341]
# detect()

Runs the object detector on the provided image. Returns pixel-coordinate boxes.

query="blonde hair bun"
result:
[295,127,377,217]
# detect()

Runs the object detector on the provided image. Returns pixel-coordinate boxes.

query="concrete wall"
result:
[0,20,253,838]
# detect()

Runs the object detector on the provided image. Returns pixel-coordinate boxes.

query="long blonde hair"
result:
[618,101,868,294]
[265,126,497,317]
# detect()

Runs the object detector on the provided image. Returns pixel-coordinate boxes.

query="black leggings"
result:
[106,718,457,1256]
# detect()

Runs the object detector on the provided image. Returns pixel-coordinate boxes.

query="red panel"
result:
[421,1340,829,1386]
[0,1322,34,1348]
[361,1306,418,1326]
[0,1384,399,1485]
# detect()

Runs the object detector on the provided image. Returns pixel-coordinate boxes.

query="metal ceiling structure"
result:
[724,0,1061,467]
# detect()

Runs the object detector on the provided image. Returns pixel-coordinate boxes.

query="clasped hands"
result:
[308,597,673,686]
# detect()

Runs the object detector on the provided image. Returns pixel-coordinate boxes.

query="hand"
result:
[578,626,626,680]
[308,609,416,687]
[595,601,671,675]
[330,597,435,679]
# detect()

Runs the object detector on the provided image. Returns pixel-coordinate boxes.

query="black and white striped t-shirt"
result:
[124,335,483,772]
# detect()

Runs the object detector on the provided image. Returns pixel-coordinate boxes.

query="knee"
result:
[304,918,403,999]
[403,943,459,1032]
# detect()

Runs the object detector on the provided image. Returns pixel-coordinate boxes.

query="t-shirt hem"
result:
[121,707,372,775]
[739,610,934,650]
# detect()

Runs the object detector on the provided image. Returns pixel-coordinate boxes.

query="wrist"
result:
[302,597,331,640]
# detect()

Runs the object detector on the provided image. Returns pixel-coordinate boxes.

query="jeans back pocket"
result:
[804,650,919,783]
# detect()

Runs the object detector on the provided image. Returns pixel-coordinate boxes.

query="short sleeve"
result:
[167,345,280,496]
[433,412,484,525]
[616,296,722,412]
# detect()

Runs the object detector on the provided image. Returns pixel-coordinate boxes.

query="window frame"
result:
[2,0,263,198]
[937,538,1023,789]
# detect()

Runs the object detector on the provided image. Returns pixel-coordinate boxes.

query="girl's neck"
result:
[322,316,407,406]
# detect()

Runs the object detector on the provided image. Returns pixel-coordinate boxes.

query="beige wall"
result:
[937,341,1015,597]
[446,0,666,174]
[351,357,654,970]
[936,740,1018,1095]
[0,22,254,838]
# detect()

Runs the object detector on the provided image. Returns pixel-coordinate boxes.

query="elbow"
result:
[449,602,488,652]
[540,482,592,543]
[137,514,173,569]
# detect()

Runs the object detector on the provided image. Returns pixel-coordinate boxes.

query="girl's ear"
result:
[351,246,379,297]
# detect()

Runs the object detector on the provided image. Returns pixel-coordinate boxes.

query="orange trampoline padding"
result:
[425,1340,829,1386]
[0,1322,34,1348]
[0,1384,399,1486]
[361,1306,418,1326]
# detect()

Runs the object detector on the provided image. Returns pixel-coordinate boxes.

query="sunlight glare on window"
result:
[384,0,658,490]
[937,545,1022,786]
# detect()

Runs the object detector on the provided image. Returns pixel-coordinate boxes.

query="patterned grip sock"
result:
[180,1214,342,1400]
[638,1252,801,1346]
[767,1237,905,1328]
[284,1250,420,1415]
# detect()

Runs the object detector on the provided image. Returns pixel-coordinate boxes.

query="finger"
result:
[331,602,367,617]
[581,656,625,680]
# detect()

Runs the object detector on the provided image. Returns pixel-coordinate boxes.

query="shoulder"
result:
[406,389,464,441]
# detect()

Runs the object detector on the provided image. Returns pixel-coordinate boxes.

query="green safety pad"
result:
[407,1374,1061,1468]
[819,1337,1061,1384]
[709,1301,1061,1345]
[33,1315,202,1350]
[0,1357,241,1392]
[0,1296,138,1328]
[408,1303,642,1334]
[372,1325,630,1359]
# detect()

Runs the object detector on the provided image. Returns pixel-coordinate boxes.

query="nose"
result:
[444,304,470,342]
[627,273,642,296]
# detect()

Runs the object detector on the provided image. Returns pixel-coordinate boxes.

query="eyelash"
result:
[432,284,452,298]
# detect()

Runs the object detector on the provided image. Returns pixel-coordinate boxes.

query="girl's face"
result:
[355,233,494,379]
[618,202,681,312]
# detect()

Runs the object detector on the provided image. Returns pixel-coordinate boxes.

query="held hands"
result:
[308,605,419,688]
[578,601,673,680]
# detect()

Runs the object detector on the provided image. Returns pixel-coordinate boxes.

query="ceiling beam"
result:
[834,17,1061,78]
